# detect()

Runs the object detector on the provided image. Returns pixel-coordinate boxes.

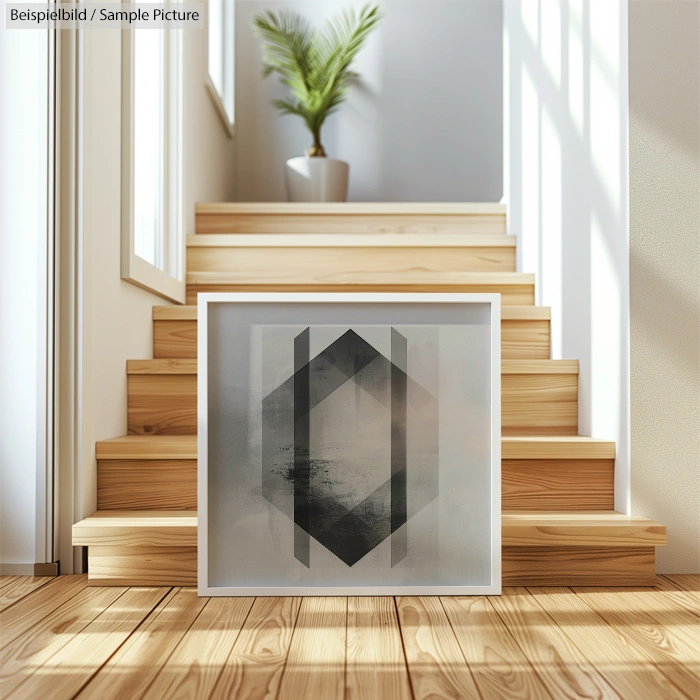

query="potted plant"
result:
[252,4,382,202]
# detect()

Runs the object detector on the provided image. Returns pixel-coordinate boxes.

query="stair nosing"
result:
[96,434,613,461]
[186,270,536,284]
[126,358,578,375]
[195,202,508,216]
[153,305,552,321]
[73,510,666,548]
[187,233,517,248]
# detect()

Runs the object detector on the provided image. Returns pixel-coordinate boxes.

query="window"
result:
[207,0,234,136]
[122,19,184,302]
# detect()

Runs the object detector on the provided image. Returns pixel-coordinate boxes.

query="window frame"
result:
[206,0,235,138]
[121,19,185,303]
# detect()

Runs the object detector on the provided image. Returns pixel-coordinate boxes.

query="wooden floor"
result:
[1,575,697,699]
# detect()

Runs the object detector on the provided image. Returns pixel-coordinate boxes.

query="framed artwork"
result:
[198,293,501,595]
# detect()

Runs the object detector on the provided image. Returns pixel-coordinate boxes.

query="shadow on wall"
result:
[505,0,630,509]
[629,1,700,156]
[234,0,503,202]
[628,0,700,573]
[631,248,699,382]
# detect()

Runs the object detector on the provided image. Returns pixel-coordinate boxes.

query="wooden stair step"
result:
[195,202,507,235]
[127,359,197,374]
[125,358,576,376]
[502,360,578,374]
[75,510,664,548]
[153,304,551,360]
[187,233,517,247]
[152,304,552,321]
[502,437,615,510]
[72,511,198,547]
[73,511,665,586]
[96,435,198,460]
[184,271,536,305]
[187,234,517,275]
[502,361,578,436]
[126,359,578,436]
[96,434,613,461]
[96,435,614,512]
[501,511,666,547]
[502,512,666,585]
[502,436,615,459]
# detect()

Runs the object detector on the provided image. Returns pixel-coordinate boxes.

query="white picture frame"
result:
[198,293,501,596]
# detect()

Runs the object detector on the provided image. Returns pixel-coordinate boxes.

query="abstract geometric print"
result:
[261,327,439,568]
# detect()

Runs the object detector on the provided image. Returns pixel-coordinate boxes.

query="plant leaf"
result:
[252,3,382,146]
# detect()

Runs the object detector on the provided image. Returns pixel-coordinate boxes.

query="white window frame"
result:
[206,0,235,137]
[121,18,185,303]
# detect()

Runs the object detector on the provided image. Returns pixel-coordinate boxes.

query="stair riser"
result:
[188,246,516,275]
[127,376,196,436]
[185,283,535,306]
[83,545,656,587]
[502,374,578,436]
[502,547,656,586]
[153,318,552,361]
[195,213,506,235]
[97,460,197,510]
[127,372,578,436]
[502,460,614,510]
[96,458,614,512]
[86,545,197,586]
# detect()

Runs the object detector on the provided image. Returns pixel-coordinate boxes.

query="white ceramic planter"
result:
[285,156,349,202]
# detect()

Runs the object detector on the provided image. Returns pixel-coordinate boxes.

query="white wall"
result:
[71,24,236,568]
[629,0,700,573]
[235,0,503,202]
[0,10,47,569]
[504,0,631,511]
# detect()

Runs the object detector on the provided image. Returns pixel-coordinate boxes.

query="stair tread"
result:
[73,510,665,548]
[501,436,615,459]
[502,510,661,524]
[97,434,613,461]
[502,360,578,374]
[187,270,535,284]
[153,305,552,321]
[96,435,198,460]
[72,511,198,547]
[187,233,516,248]
[127,359,197,374]
[195,202,507,216]
[126,358,576,375]
[502,511,666,547]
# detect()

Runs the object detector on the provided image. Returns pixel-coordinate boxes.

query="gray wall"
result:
[234,0,503,202]
[629,0,700,573]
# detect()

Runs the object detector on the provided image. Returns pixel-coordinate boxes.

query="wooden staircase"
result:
[73,203,665,586]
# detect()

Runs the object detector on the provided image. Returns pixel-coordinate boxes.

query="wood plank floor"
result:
[0,575,697,700]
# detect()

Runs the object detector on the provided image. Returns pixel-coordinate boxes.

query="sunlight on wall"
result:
[541,108,562,359]
[567,1,584,136]
[0,16,46,567]
[504,0,630,512]
[541,0,561,89]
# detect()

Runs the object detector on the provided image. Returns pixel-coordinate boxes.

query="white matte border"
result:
[198,293,501,596]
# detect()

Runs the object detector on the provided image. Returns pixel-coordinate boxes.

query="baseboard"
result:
[0,564,36,575]
[0,562,60,576]
[34,562,60,576]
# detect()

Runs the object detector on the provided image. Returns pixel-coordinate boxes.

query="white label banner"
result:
[6,3,206,29]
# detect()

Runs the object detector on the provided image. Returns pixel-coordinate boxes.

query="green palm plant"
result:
[252,4,382,157]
